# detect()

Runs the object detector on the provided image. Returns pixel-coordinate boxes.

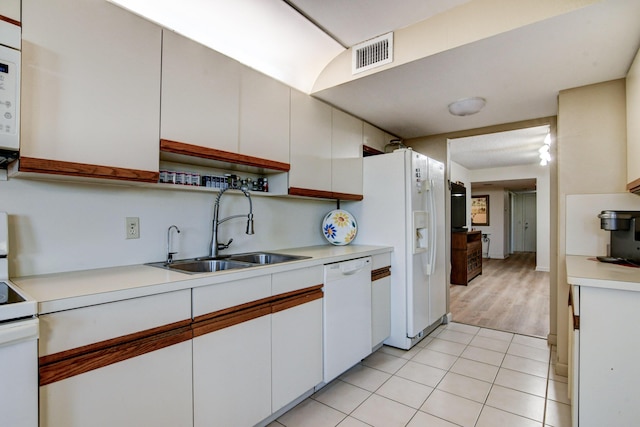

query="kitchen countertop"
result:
[566,255,640,292]
[12,245,392,314]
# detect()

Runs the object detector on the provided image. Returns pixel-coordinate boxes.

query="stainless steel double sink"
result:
[147,252,311,274]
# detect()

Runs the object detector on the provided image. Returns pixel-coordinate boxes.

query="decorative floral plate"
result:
[322,209,357,245]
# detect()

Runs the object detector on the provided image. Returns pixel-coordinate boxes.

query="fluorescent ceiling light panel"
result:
[107,0,345,93]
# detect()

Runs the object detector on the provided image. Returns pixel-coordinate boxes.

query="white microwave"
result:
[0,18,20,165]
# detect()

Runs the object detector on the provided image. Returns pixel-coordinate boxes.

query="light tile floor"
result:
[270,322,570,427]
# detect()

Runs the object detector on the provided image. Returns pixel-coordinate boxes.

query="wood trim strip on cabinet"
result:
[627,177,640,194]
[192,304,272,338]
[371,266,391,282]
[39,326,193,386]
[160,139,290,172]
[331,191,364,201]
[288,187,334,199]
[193,285,323,336]
[39,285,324,386]
[271,284,323,303]
[38,319,193,367]
[18,157,159,183]
[0,14,20,27]
[271,288,323,314]
[362,145,384,157]
[288,187,363,201]
[192,295,274,325]
[568,290,580,331]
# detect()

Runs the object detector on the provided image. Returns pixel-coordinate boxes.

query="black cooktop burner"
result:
[0,281,26,304]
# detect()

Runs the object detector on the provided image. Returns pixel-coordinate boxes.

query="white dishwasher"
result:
[323,256,372,383]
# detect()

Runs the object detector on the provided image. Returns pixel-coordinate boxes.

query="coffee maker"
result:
[597,210,640,264]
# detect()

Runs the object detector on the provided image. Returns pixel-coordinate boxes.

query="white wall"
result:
[470,188,508,259]
[566,193,640,256]
[470,164,551,271]
[1,178,335,277]
[556,78,627,375]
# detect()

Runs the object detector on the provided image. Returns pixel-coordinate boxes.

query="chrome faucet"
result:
[210,186,254,258]
[166,225,181,263]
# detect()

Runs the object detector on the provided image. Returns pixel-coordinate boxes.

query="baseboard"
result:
[256,388,314,426]
[555,362,569,377]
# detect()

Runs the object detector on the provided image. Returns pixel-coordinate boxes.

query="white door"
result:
[512,192,536,252]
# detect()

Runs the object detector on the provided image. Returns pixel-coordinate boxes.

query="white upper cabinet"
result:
[289,90,332,193]
[21,0,162,174]
[332,109,363,196]
[240,68,290,164]
[161,30,240,154]
[0,0,20,21]
[363,123,386,152]
[363,123,398,154]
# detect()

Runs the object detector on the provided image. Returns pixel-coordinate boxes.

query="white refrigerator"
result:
[356,149,447,349]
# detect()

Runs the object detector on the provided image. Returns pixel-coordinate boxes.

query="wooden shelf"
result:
[451,230,483,285]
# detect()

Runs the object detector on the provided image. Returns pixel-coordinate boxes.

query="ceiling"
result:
[449,126,550,170]
[448,126,549,191]
[304,0,640,139]
[287,0,639,175]
[284,0,471,48]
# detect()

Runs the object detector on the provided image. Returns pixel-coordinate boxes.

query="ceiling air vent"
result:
[352,32,393,75]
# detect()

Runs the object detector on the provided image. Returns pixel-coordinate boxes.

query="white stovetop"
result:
[12,245,391,314]
[566,255,640,292]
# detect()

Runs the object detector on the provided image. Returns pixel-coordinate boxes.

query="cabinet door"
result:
[363,122,385,152]
[240,68,290,164]
[0,0,19,21]
[332,109,363,196]
[21,0,161,172]
[371,276,391,348]
[193,315,271,427]
[272,298,323,412]
[289,90,332,192]
[578,286,640,427]
[161,30,240,153]
[40,340,193,427]
[371,253,391,348]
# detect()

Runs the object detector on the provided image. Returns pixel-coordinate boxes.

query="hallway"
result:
[449,253,549,337]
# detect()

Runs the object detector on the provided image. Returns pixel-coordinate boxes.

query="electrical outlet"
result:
[126,217,140,239]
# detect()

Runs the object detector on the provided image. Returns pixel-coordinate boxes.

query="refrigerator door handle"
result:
[426,179,437,275]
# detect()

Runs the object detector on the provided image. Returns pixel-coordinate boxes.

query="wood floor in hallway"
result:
[449,252,550,338]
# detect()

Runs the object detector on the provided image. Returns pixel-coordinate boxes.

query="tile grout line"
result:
[283,323,560,427]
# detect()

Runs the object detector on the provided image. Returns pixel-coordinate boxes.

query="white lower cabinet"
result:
[570,284,640,427]
[272,298,323,412]
[40,341,193,427]
[371,253,391,349]
[193,315,272,427]
[192,268,323,425]
[38,290,193,427]
[38,266,326,426]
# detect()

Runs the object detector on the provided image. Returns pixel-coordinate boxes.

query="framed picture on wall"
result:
[471,195,489,226]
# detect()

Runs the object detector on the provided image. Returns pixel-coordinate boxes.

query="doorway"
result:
[447,125,551,337]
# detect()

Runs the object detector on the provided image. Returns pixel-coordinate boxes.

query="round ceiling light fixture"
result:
[448,97,486,116]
